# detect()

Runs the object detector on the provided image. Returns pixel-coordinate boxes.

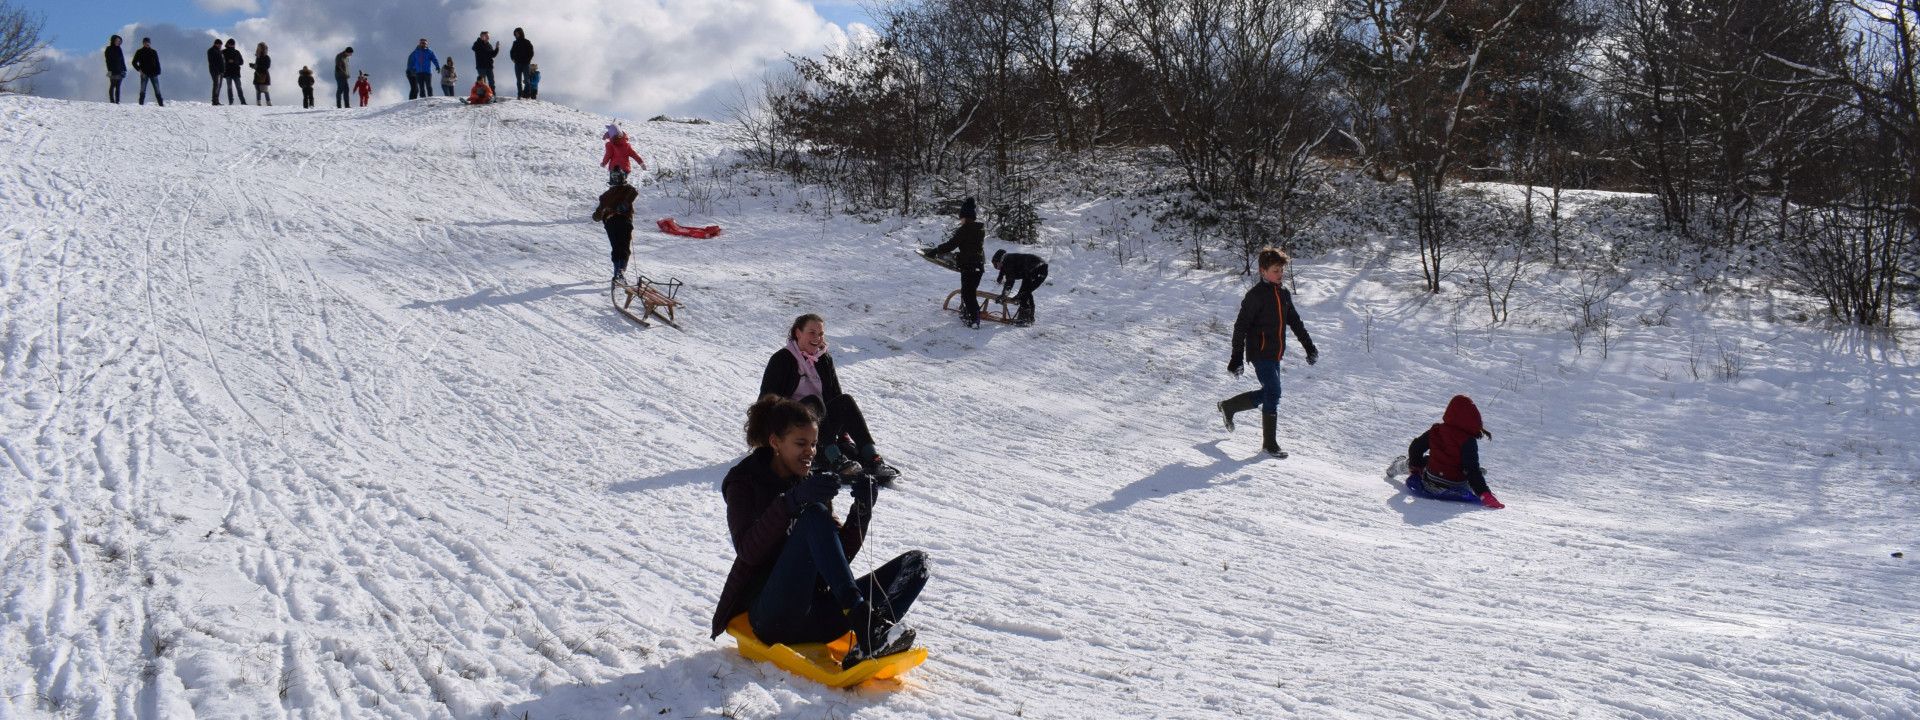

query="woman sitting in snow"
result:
[1406,394,1505,509]
[599,125,646,186]
[759,314,901,482]
[710,395,927,669]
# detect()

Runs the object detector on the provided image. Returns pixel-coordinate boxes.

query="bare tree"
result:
[1335,0,1528,293]
[0,0,48,93]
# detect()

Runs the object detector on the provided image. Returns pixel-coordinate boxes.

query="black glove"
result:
[1228,358,1244,377]
[785,470,841,513]
[849,474,878,513]
[1306,349,1319,366]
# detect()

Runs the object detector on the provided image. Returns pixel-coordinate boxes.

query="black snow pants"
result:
[958,264,984,325]
[801,394,876,456]
[604,217,633,275]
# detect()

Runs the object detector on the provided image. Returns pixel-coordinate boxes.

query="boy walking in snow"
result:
[1218,247,1317,458]
[991,249,1048,326]
[593,172,640,281]
[1406,395,1504,509]
[130,37,163,106]
[600,127,647,186]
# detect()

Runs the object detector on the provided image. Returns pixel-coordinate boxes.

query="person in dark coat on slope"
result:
[592,172,639,281]
[221,39,247,105]
[297,66,315,108]
[1406,395,1504,509]
[206,39,225,105]
[248,42,271,105]
[334,47,354,108]
[760,314,901,482]
[926,197,987,327]
[509,28,534,99]
[991,249,1049,326]
[104,36,127,104]
[1219,247,1318,458]
[130,38,163,106]
[710,396,927,669]
[471,31,500,92]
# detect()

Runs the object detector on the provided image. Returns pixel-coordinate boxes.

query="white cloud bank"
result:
[25,0,852,118]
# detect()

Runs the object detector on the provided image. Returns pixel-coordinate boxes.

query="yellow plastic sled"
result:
[725,614,927,688]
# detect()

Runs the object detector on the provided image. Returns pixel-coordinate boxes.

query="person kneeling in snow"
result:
[1406,395,1504,509]
[760,314,901,482]
[710,396,928,669]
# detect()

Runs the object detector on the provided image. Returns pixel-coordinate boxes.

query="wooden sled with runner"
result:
[724,614,927,689]
[917,247,1021,325]
[610,274,685,328]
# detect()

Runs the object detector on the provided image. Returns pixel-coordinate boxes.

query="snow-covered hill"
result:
[2,95,1916,719]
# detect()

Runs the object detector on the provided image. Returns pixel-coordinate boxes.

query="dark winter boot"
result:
[1219,392,1259,432]
[842,599,915,669]
[1261,413,1287,458]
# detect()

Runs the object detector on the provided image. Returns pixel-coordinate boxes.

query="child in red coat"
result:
[1406,395,1504,509]
[600,128,647,185]
[353,72,371,107]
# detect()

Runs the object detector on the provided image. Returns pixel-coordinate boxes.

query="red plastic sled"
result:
[657,218,722,239]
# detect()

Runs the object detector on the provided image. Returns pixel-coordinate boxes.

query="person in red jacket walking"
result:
[1218,247,1317,458]
[600,127,646,185]
[353,72,371,106]
[1406,395,1504,509]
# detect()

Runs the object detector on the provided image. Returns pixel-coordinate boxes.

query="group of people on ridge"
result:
[102,27,542,110]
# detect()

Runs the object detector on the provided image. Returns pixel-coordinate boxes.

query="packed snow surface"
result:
[2,95,1917,719]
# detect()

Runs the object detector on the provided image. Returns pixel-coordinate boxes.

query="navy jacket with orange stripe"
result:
[1231,280,1315,364]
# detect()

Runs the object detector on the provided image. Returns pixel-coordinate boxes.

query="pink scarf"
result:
[786,339,825,401]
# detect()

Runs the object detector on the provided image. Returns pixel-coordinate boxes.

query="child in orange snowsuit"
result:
[353,72,371,106]
[466,78,493,105]
[600,127,647,185]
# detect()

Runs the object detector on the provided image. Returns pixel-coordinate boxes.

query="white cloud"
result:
[195,0,263,14]
[27,0,848,118]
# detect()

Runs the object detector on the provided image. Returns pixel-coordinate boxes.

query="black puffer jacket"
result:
[995,252,1045,291]
[105,45,126,75]
[759,347,843,406]
[131,47,160,76]
[471,38,498,69]
[710,447,870,638]
[1231,280,1315,364]
[207,46,223,74]
[930,221,986,271]
[510,37,534,65]
[222,47,244,78]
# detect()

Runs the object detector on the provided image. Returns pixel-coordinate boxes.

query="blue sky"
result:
[33,0,876,54]
[24,0,879,117]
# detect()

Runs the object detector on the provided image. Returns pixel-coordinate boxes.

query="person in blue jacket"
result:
[406,38,440,100]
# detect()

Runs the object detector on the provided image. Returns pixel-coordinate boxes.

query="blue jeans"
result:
[139,74,162,105]
[477,67,496,91]
[1252,360,1282,414]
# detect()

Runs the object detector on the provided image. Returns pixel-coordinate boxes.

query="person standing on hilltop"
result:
[249,42,272,106]
[206,38,225,105]
[104,35,126,104]
[297,66,315,108]
[221,39,247,105]
[471,31,499,92]
[130,37,163,106]
[354,72,372,107]
[405,38,440,100]
[440,58,457,97]
[333,47,353,109]
[1218,247,1318,459]
[509,28,534,99]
